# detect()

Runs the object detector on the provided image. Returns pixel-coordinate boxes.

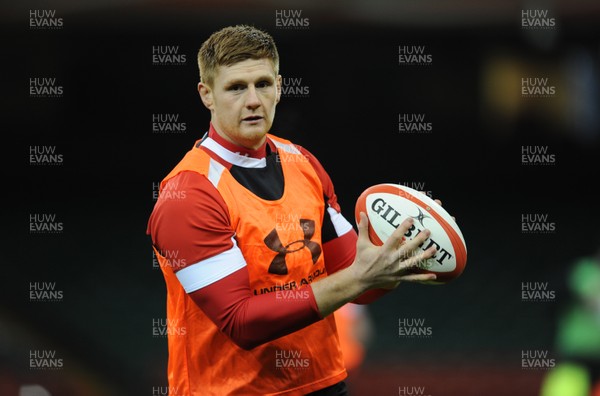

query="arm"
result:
[296,144,396,304]
[312,213,436,317]
[148,172,322,350]
[148,172,435,349]
[165,213,434,349]
[189,265,321,350]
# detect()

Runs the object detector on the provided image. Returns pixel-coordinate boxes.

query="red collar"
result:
[208,123,274,159]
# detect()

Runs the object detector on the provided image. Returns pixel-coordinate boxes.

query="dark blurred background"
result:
[2,1,600,395]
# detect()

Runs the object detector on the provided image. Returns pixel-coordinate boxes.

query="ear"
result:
[198,82,214,110]
[275,75,282,104]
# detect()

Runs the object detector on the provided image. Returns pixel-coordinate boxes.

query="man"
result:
[147,24,437,395]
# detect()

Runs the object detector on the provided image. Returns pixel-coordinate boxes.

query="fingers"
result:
[382,217,413,250]
[418,190,443,207]
[430,196,457,223]
[357,211,439,286]
[383,216,430,253]
[382,218,437,273]
[397,244,437,273]
[431,197,457,223]
[421,192,456,222]
[417,190,442,207]
[398,273,437,282]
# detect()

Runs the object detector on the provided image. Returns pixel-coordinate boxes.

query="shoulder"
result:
[267,134,330,181]
[149,171,231,233]
[294,143,335,200]
[268,134,341,210]
[147,170,234,264]
[158,171,222,208]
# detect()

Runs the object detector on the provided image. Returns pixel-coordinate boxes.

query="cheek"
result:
[215,97,238,120]
[264,91,278,109]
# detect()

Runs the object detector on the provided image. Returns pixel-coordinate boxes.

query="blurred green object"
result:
[557,257,600,360]
[540,362,590,396]
[540,257,600,396]
[556,305,600,359]
[568,257,600,301]
[540,256,600,396]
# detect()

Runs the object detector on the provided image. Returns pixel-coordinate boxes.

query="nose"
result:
[245,85,261,110]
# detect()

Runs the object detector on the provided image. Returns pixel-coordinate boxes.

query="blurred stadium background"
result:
[1,0,599,395]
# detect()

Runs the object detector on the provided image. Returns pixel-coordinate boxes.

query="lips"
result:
[243,115,263,122]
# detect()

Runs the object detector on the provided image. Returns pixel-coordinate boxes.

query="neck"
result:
[209,123,267,159]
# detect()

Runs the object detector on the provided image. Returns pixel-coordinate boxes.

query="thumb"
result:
[356,212,371,242]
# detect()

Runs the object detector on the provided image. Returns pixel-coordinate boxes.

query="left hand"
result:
[423,192,456,223]
[381,192,456,287]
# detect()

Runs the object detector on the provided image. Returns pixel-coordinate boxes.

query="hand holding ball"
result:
[355,184,467,284]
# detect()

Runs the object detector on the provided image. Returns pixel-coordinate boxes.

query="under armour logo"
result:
[264,219,322,275]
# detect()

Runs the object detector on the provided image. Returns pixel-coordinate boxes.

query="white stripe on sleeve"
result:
[175,238,247,293]
[326,206,354,237]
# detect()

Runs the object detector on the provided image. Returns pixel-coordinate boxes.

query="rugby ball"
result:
[354,183,467,284]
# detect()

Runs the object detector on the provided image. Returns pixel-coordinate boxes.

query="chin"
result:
[237,130,268,148]
[243,125,270,138]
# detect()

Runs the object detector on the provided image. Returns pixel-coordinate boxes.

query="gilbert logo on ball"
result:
[355,183,467,284]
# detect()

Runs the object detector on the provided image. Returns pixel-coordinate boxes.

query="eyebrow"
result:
[224,74,275,87]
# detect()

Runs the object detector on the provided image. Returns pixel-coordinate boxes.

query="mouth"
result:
[242,115,264,123]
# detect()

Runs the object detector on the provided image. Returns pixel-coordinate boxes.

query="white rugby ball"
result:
[355,183,467,284]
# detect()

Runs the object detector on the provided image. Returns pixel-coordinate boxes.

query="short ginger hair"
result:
[198,25,280,86]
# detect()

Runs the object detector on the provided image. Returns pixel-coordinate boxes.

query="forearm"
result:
[323,230,392,305]
[190,267,321,350]
[311,265,367,317]
[314,215,438,316]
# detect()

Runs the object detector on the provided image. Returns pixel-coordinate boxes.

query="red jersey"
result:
[147,126,361,395]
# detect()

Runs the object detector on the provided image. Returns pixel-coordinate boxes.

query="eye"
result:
[228,84,245,92]
[256,80,272,89]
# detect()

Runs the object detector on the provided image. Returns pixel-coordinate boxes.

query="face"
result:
[198,58,282,150]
